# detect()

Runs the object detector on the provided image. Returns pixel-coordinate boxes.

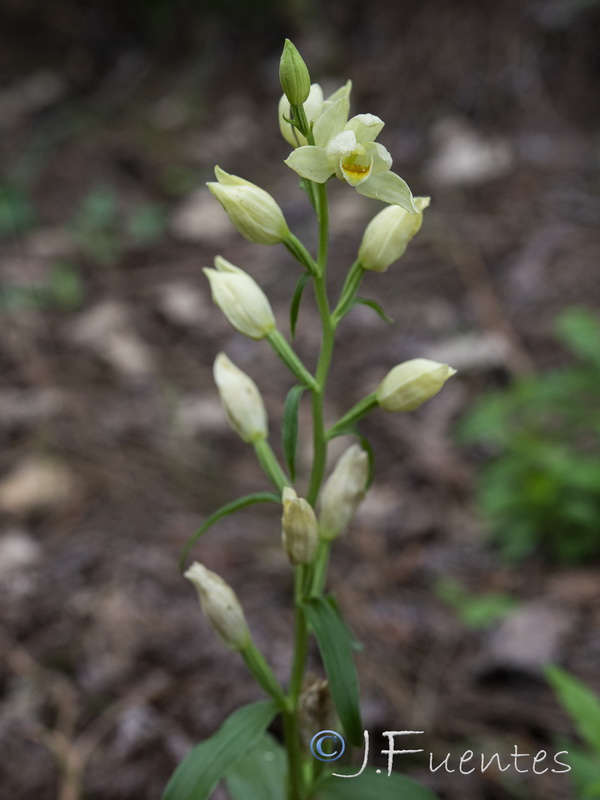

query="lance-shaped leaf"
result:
[179,492,280,572]
[349,297,394,325]
[303,596,363,746]
[290,272,311,338]
[319,767,439,800]
[282,385,305,481]
[225,733,287,800]
[547,666,600,754]
[162,700,277,800]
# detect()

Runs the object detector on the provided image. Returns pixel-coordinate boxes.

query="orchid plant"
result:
[163,40,454,800]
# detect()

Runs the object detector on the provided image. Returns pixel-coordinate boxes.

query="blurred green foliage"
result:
[458,308,600,564]
[0,182,36,238]
[70,185,167,265]
[436,578,518,629]
[546,666,600,798]
[0,262,84,314]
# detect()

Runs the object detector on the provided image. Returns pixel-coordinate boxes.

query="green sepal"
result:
[302,596,363,746]
[179,492,280,572]
[162,701,278,800]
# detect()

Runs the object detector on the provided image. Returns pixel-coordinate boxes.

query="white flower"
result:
[203,256,276,340]
[376,359,457,413]
[318,444,369,540]
[207,166,289,245]
[285,114,417,212]
[281,487,319,565]
[213,352,268,443]
[185,562,250,651]
[359,197,430,272]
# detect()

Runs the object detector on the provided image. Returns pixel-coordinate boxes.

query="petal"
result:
[356,171,418,213]
[344,113,384,143]
[325,80,352,106]
[326,130,356,158]
[284,146,333,183]
[303,83,325,122]
[214,255,244,275]
[340,155,373,187]
[365,142,392,175]
[213,166,249,186]
[313,96,350,148]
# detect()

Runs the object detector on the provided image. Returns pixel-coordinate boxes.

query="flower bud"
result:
[213,353,268,443]
[281,487,318,565]
[184,562,250,651]
[203,256,276,340]
[376,358,457,413]
[358,196,430,273]
[319,444,369,540]
[207,166,290,245]
[279,39,311,106]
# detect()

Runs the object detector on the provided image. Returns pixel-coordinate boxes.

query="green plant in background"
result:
[0,181,36,238]
[0,262,85,314]
[70,184,167,265]
[436,578,518,630]
[164,41,455,800]
[457,308,600,564]
[547,666,600,799]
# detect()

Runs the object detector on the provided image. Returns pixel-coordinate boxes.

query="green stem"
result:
[268,330,319,392]
[285,233,318,275]
[253,438,289,492]
[310,539,331,597]
[283,710,305,800]
[327,392,379,439]
[289,566,309,703]
[293,103,312,141]
[307,182,333,507]
[332,260,365,326]
[242,642,289,710]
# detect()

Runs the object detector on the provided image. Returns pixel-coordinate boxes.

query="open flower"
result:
[278,81,351,148]
[285,114,417,212]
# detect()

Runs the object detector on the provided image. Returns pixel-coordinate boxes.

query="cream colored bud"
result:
[184,562,250,651]
[281,487,319,565]
[207,166,290,245]
[213,353,268,443]
[319,445,369,541]
[279,39,311,106]
[358,196,430,273]
[376,358,457,412]
[203,256,276,340]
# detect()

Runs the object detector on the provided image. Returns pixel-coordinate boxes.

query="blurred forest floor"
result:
[1,1,600,799]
